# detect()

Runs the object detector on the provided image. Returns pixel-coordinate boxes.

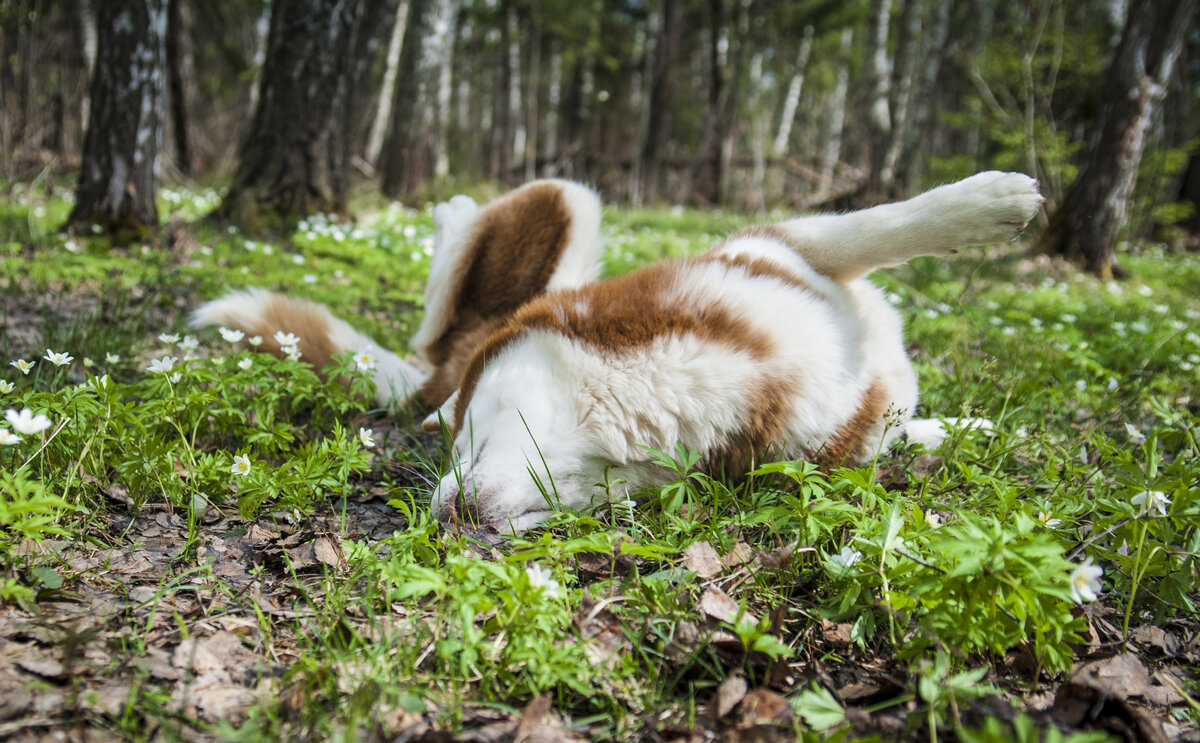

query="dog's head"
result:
[423,330,635,533]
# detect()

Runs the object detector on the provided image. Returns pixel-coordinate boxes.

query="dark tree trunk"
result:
[214,0,359,232]
[165,0,191,175]
[67,0,166,242]
[1037,0,1197,277]
[640,0,681,204]
[331,0,401,210]
[380,0,433,199]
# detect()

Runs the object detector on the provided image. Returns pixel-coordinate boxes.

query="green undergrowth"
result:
[1,180,1197,740]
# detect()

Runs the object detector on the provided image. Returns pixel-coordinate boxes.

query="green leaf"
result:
[791,684,845,731]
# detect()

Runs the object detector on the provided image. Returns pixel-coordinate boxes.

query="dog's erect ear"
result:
[422,390,460,434]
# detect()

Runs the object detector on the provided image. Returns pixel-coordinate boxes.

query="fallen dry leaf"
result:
[699,586,741,624]
[683,541,724,579]
[712,672,748,718]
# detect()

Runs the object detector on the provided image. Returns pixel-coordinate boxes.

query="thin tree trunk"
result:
[365,0,409,166]
[381,0,432,198]
[864,0,893,201]
[903,0,951,193]
[67,0,166,241]
[772,24,813,160]
[165,0,191,175]
[1037,0,1197,277]
[880,0,920,198]
[430,0,458,180]
[542,39,561,176]
[522,10,541,184]
[820,28,853,194]
[640,0,681,205]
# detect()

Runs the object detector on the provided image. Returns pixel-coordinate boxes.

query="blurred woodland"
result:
[2,0,1199,275]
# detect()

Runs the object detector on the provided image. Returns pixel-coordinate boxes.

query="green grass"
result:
[0,180,1197,741]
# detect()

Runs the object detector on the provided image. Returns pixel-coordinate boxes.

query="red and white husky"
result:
[194,172,1042,532]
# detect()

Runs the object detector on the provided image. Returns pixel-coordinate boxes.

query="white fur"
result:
[411,194,480,358]
[433,172,1042,532]
[544,180,604,290]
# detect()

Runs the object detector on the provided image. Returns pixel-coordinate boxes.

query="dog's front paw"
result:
[950,171,1044,244]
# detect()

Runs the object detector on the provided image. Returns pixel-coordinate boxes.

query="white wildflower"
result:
[43,349,73,367]
[169,372,182,384]
[924,512,942,529]
[230,454,252,477]
[828,546,863,569]
[1069,559,1103,604]
[1131,489,1171,517]
[352,351,376,372]
[1107,377,1119,392]
[9,359,33,375]
[106,352,120,364]
[525,564,561,597]
[0,380,13,394]
[5,408,52,436]
[358,427,376,448]
[147,356,178,375]
[274,331,300,347]
[237,358,253,370]
[1137,284,1153,297]
[1074,380,1087,393]
[1124,423,1146,443]
[158,333,181,345]
[292,254,306,265]
[1037,512,1062,528]
[302,274,317,284]
[0,429,20,445]
[282,344,302,361]
[247,335,263,346]
[179,335,199,353]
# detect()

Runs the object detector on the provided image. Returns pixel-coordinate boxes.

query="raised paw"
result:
[944,171,1044,245]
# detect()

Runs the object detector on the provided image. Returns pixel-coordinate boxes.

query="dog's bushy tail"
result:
[190,288,426,406]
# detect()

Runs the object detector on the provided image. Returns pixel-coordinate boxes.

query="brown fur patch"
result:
[700,375,801,480]
[451,258,778,435]
[810,379,889,470]
[420,182,575,406]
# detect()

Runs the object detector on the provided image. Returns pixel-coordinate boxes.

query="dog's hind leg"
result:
[769,171,1043,283]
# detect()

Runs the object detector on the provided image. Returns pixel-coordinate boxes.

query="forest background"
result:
[2,0,1199,276]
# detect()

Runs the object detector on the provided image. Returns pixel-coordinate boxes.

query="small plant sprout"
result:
[1125,422,1146,443]
[1131,489,1171,517]
[43,349,74,367]
[10,359,34,375]
[358,428,376,448]
[219,326,245,343]
[352,351,375,372]
[526,564,561,597]
[105,352,120,363]
[237,358,253,370]
[5,408,52,436]
[247,335,263,346]
[158,333,181,345]
[274,330,300,347]
[0,380,13,394]
[1069,559,1103,604]
[0,429,21,445]
[230,454,252,477]
[147,356,178,375]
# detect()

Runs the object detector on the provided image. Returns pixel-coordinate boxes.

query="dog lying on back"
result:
[194,172,1042,532]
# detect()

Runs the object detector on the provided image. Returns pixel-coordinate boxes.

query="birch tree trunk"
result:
[864,0,893,201]
[365,0,410,166]
[1037,0,1197,277]
[67,0,165,241]
[819,28,853,195]
[772,24,813,160]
